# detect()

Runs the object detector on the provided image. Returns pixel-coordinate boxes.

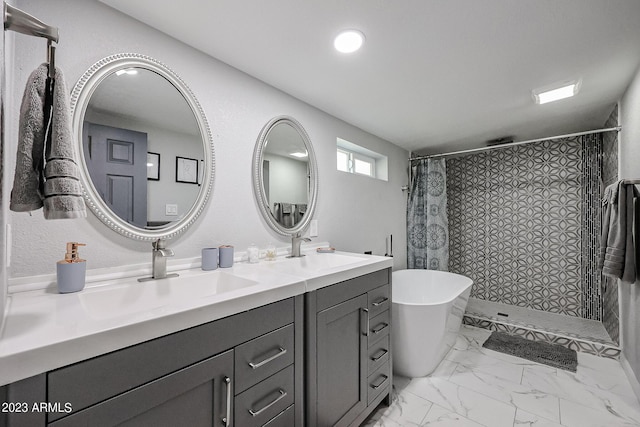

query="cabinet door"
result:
[316,294,368,427]
[49,350,234,427]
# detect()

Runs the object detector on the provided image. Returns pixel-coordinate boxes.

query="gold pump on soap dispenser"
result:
[57,242,87,293]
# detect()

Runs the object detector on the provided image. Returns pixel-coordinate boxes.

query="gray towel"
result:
[273,203,282,224]
[43,67,86,219]
[600,180,639,283]
[9,64,48,212]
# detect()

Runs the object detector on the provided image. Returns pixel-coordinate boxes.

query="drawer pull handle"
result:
[222,376,231,426]
[372,323,389,334]
[371,349,388,361]
[249,347,287,369]
[371,374,389,390]
[372,297,389,307]
[249,389,287,417]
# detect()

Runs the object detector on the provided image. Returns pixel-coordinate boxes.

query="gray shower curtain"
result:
[407,158,449,270]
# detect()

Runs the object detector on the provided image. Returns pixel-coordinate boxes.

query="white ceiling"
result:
[99,0,640,155]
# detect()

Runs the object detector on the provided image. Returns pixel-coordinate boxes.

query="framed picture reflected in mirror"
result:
[176,156,198,184]
[147,152,160,181]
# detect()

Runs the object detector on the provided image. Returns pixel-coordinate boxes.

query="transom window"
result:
[336,138,388,181]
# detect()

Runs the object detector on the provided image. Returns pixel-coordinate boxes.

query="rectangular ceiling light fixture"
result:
[533,80,581,105]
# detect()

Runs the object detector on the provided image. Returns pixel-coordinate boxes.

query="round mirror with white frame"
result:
[70,53,214,241]
[252,116,318,236]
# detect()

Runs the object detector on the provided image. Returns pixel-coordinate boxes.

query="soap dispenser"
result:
[57,242,87,294]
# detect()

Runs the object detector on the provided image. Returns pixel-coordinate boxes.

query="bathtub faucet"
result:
[289,232,311,258]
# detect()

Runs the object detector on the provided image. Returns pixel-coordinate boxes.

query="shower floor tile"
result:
[362,325,640,427]
[463,297,620,359]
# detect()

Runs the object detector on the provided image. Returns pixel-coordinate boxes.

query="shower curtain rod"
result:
[410,126,622,161]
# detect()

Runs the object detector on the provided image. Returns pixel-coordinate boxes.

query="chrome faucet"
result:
[138,239,179,282]
[289,233,311,258]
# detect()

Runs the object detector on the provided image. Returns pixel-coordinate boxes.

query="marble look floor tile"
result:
[448,338,557,378]
[393,374,412,393]
[449,364,560,423]
[445,348,525,383]
[514,408,563,427]
[404,376,516,427]
[561,353,638,398]
[478,348,559,376]
[364,383,432,427]
[422,404,486,426]
[362,416,421,427]
[374,391,433,426]
[376,326,640,427]
[454,326,492,351]
[429,359,459,380]
[522,368,640,424]
[519,361,558,377]
[559,398,640,427]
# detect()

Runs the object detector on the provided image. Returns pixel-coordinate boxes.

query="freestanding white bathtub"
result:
[392,269,473,377]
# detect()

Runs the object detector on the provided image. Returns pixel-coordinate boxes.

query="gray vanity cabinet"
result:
[316,294,368,426]
[305,268,392,427]
[1,296,303,427]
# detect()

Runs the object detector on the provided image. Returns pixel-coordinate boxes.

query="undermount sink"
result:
[79,271,259,319]
[266,252,369,275]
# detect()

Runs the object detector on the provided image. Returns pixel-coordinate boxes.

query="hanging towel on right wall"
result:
[599,180,640,284]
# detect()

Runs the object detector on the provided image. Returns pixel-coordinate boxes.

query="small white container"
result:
[247,243,259,263]
[265,243,277,261]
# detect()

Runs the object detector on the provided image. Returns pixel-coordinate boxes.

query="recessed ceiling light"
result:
[334,30,365,53]
[533,80,581,104]
[290,151,308,158]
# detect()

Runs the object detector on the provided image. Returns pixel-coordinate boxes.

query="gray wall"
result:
[619,63,640,390]
[3,0,408,284]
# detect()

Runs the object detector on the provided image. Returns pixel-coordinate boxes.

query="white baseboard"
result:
[620,353,640,405]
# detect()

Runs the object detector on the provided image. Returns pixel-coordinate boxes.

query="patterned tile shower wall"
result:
[602,105,620,343]
[581,133,602,321]
[448,138,587,317]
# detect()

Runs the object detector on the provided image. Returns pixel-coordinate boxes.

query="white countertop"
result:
[0,249,392,386]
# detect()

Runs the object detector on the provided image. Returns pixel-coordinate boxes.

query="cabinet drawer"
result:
[368,335,390,375]
[367,362,391,406]
[262,404,294,427]
[368,310,390,346]
[47,298,293,421]
[316,268,390,311]
[235,365,294,427]
[368,285,390,318]
[235,324,294,394]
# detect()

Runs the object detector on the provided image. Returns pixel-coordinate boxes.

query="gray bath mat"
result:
[482,331,577,372]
